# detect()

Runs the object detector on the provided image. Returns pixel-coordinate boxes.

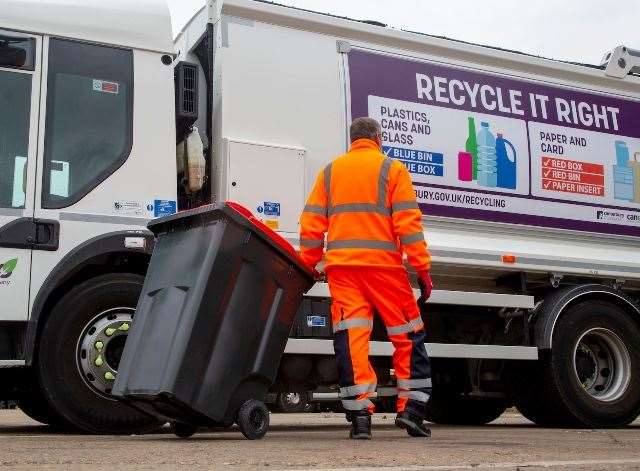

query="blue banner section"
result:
[400,160,444,176]
[383,146,444,165]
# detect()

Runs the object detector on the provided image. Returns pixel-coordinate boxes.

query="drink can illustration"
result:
[458,152,473,182]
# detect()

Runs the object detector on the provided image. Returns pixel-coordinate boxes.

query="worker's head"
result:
[350,117,382,150]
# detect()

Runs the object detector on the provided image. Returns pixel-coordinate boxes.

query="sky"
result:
[167,0,640,65]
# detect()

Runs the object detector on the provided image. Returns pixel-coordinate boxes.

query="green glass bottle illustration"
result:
[465,117,478,180]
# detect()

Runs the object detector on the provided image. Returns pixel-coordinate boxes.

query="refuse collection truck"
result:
[0,0,639,433]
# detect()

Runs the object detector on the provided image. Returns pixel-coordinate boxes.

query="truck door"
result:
[0,31,41,322]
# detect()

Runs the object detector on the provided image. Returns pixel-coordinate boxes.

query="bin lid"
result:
[148,202,316,281]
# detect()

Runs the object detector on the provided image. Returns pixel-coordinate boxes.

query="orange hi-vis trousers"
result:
[328,266,432,417]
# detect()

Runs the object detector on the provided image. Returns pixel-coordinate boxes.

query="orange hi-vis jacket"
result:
[299,139,431,272]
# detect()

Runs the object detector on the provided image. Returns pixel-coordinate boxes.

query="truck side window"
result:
[0,70,31,208]
[42,39,133,209]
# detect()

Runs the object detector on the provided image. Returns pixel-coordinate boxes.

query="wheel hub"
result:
[572,328,631,402]
[284,393,301,406]
[77,308,134,398]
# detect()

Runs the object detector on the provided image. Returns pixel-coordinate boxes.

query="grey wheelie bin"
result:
[112,202,315,439]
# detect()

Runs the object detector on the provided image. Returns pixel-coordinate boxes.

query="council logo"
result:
[0,258,17,279]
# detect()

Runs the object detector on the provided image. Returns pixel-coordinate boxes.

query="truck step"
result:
[285,339,539,360]
[306,284,535,309]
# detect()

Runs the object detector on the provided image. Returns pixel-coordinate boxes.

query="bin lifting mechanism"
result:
[602,46,640,79]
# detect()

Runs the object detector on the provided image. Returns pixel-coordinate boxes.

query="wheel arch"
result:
[534,284,640,350]
[25,231,154,365]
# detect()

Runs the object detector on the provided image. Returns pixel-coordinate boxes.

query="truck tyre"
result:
[425,393,507,425]
[18,380,64,427]
[275,392,310,413]
[513,300,640,427]
[37,273,162,434]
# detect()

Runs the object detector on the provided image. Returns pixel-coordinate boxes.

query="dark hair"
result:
[350,117,382,143]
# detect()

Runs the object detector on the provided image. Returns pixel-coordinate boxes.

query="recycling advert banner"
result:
[348,49,640,237]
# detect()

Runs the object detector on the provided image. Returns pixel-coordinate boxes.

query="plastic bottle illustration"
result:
[495,133,517,190]
[613,141,634,201]
[476,122,497,188]
[465,117,478,180]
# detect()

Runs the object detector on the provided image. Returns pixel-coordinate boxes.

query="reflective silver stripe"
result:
[341,398,374,410]
[340,383,377,397]
[398,390,430,402]
[333,318,374,332]
[399,232,425,245]
[377,158,392,207]
[324,163,332,202]
[397,378,432,390]
[328,203,390,216]
[0,208,24,217]
[327,239,397,251]
[387,317,424,336]
[304,205,327,216]
[392,201,419,212]
[299,238,324,248]
[59,212,150,226]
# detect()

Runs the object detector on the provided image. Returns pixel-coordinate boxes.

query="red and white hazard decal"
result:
[92,79,119,94]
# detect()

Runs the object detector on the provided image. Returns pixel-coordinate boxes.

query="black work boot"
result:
[348,411,372,440]
[395,411,431,438]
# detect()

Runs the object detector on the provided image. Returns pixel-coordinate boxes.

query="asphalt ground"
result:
[1,410,640,470]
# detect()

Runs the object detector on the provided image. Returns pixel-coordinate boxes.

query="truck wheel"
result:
[37,274,162,434]
[276,392,310,413]
[425,393,507,425]
[515,300,640,427]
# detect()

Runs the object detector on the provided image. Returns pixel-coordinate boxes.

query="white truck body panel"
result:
[184,1,640,283]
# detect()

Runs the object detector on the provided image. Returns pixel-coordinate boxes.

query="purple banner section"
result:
[348,49,640,238]
[416,184,640,238]
[348,49,640,139]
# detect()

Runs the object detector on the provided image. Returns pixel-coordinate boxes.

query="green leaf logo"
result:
[0,258,17,279]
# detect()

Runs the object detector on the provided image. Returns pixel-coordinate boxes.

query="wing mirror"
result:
[0,35,33,70]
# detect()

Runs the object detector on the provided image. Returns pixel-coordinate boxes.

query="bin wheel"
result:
[171,422,197,438]
[237,400,269,440]
[171,422,198,438]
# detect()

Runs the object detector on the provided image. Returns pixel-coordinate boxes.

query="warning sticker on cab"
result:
[93,79,119,95]
[263,202,281,217]
[153,199,177,218]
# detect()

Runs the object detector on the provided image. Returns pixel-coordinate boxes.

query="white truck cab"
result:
[1,0,639,433]
[1,0,178,432]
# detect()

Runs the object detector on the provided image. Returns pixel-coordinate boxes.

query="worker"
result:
[299,117,433,440]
